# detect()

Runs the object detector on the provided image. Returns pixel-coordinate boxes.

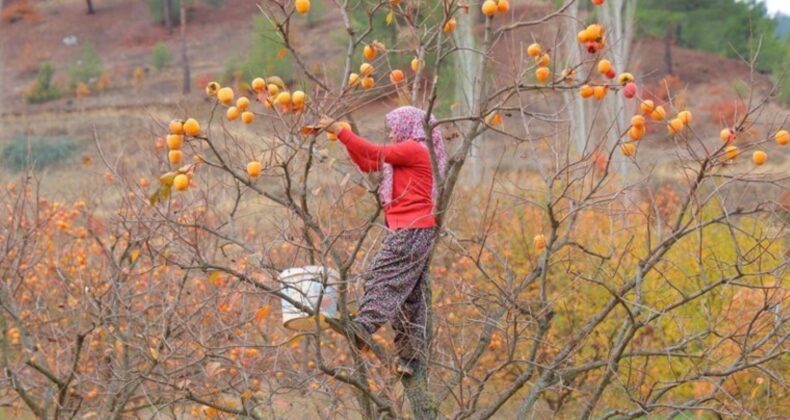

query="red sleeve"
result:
[345,142,381,172]
[337,128,424,166]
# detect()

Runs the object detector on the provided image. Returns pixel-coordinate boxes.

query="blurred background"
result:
[0,0,788,197]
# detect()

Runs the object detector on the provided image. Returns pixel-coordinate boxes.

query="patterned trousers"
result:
[355,227,436,361]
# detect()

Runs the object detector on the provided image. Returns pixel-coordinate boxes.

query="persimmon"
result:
[361,76,375,90]
[267,76,285,88]
[623,82,637,98]
[497,0,510,13]
[251,77,266,91]
[597,59,612,75]
[536,67,550,83]
[267,83,280,96]
[183,118,201,136]
[247,161,262,177]
[588,24,604,39]
[139,178,150,188]
[628,125,645,141]
[592,0,604,5]
[241,111,254,124]
[227,106,240,121]
[217,87,234,105]
[533,234,546,251]
[593,85,607,100]
[621,143,636,156]
[724,145,739,160]
[536,53,550,66]
[667,118,684,134]
[205,81,220,97]
[295,0,310,14]
[640,99,655,115]
[411,57,421,72]
[360,62,374,76]
[390,69,405,84]
[275,91,291,107]
[618,72,634,85]
[443,18,457,33]
[292,90,306,107]
[577,29,592,43]
[236,97,250,111]
[580,85,594,98]
[348,73,361,87]
[678,110,692,125]
[363,44,377,60]
[527,43,542,57]
[166,134,183,150]
[752,150,767,165]
[775,129,789,145]
[482,0,497,16]
[720,128,735,143]
[169,150,183,165]
[173,174,189,191]
[631,115,645,127]
[169,119,184,135]
[650,105,666,121]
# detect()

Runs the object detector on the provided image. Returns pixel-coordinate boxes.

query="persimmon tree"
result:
[2,0,788,418]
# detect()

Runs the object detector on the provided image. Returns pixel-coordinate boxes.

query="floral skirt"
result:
[355,227,436,360]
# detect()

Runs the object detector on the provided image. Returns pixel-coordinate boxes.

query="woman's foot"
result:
[344,320,373,352]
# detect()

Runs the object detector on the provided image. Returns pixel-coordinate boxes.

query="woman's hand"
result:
[319,115,342,135]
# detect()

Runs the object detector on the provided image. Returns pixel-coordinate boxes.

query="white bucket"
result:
[279,265,340,331]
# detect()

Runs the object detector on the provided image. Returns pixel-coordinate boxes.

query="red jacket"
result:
[337,128,436,230]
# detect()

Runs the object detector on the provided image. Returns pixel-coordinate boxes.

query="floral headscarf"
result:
[380,106,447,206]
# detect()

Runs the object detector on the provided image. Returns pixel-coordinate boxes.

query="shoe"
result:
[326,317,372,352]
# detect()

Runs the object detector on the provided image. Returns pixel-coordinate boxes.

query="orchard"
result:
[1,0,788,419]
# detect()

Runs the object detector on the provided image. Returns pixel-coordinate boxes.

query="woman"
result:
[320,106,447,376]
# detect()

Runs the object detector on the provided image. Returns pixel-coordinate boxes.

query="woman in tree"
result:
[320,106,447,376]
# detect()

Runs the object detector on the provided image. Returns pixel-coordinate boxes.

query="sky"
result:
[763,0,790,15]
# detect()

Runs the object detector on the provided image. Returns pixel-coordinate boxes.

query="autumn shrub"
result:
[25,61,61,104]
[1,135,78,171]
[67,43,103,88]
[151,42,171,70]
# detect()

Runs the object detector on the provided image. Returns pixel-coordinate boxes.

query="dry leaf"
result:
[277,48,287,60]
[340,173,351,187]
[385,10,394,25]
[301,125,321,135]
[255,305,272,321]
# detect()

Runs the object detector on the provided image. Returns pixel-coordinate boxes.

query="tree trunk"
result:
[664,26,673,75]
[163,0,173,34]
[85,0,94,14]
[180,6,190,94]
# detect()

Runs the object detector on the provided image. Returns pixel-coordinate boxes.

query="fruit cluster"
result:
[578,23,605,54]
[348,41,407,90]
[481,0,509,17]
[527,43,552,83]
